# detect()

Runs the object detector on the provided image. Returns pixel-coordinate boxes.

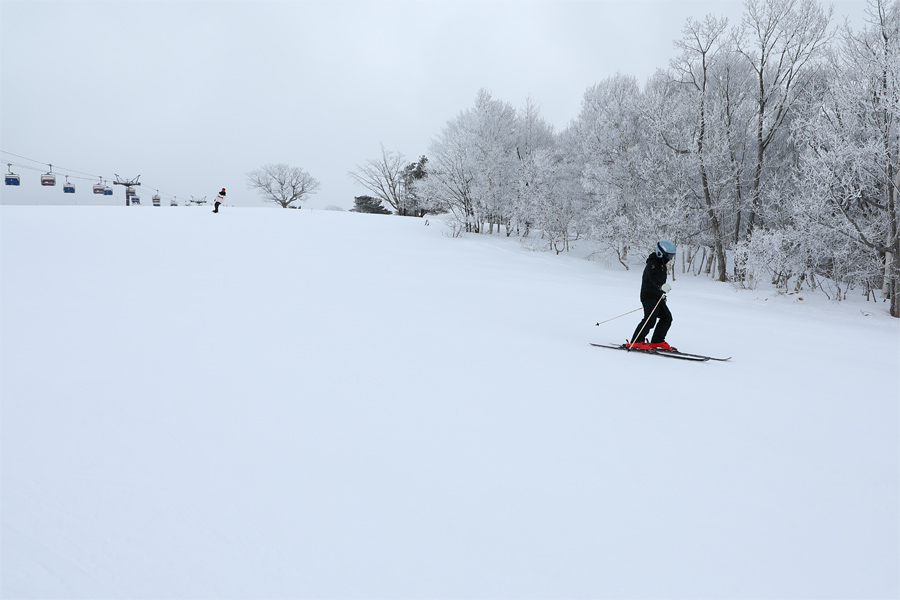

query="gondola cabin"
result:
[103,187,113,196]
[93,183,105,194]
[5,173,20,186]
[152,195,161,207]
[63,180,75,193]
[41,173,56,186]
[132,196,140,205]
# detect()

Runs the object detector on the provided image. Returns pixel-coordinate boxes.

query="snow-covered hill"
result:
[1,206,897,599]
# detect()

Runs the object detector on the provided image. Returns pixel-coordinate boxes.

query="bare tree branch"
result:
[348,144,405,213]
[247,164,320,208]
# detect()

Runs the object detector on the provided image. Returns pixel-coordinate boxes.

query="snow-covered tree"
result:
[670,14,733,281]
[468,89,520,233]
[420,109,479,233]
[568,73,651,264]
[246,164,320,208]
[510,96,576,248]
[423,90,519,233]
[789,0,900,315]
[639,71,705,265]
[735,0,833,235]
[399,156,431,217]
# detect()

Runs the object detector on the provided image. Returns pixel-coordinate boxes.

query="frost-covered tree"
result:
[568,73,651,264]
[735,0,833,235]
[790,0,900,315]
[670,14,733,281]
[246,163,320,208]
[640,71,704,261]
[399,156,431,217]
[419,111,478,233]
[468,89,520,233]
[710,47,756,256]
[422,90,519,233]
[510,96,572,246]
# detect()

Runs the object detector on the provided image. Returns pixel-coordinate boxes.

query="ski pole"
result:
[628,293,666,350]
[595,306,643,326]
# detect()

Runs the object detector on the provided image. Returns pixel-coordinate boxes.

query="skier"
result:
[213,188,226,213]
[628,240,676,351]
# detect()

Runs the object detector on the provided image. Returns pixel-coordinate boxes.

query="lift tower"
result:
[114,174,141,206]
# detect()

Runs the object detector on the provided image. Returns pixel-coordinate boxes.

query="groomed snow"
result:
[1,206,898,599]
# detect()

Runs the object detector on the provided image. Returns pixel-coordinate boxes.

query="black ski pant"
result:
[630,296,672,344]
[213,201,221,213]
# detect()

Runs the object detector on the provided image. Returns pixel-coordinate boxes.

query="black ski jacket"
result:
[639,252,669,302]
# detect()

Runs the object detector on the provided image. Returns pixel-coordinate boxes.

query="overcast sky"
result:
[0,0,872,209]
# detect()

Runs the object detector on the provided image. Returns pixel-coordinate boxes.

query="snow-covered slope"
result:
[2,206,897,599]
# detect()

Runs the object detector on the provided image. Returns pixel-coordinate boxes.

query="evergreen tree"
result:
[350,195,391,214]
[400,156,430,217]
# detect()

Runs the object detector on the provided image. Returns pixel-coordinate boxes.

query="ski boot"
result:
[649,341,678,352]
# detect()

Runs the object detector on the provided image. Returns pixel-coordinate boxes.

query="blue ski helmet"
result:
[656,240,676,261]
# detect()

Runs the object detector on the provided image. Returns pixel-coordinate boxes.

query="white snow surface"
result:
[1,206,898,599]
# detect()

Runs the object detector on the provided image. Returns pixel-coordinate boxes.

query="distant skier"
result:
[628,240,676,351]
[213,188,226,213]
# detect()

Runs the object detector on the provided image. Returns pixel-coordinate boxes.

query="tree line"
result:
[350,0,899,318]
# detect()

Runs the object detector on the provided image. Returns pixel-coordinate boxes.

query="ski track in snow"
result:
[1,206,898,599]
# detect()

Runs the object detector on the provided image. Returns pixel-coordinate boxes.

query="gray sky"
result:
[0,0,872,209]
